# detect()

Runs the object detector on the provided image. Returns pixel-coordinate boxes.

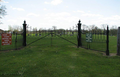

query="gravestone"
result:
[39,34,41,36]
[60,33,62,36]
[35,34,38,36]
[117,27,120,55]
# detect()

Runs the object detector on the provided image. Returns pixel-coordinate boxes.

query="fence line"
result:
[0,20,110,56]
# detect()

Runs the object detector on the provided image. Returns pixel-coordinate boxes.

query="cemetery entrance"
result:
[25,25,78,47]
[23,20,109,55]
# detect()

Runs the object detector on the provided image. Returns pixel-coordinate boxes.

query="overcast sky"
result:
[0,0,120,30]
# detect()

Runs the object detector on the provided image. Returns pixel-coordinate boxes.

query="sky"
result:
[0,0,120,30]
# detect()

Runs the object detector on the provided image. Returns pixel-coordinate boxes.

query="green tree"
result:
[0,2,7,23]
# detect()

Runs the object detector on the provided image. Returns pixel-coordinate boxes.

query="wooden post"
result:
[117,27,120,55]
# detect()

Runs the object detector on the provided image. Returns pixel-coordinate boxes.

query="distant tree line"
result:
[81,24,118,36]
[7,24,118,36]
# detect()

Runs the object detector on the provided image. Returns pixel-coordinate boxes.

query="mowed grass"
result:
[26,34,118,53]
[0,36,120,77]
[109,36,117,53]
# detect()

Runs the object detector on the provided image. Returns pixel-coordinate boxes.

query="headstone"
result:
[60,33,62,36]
[35,34,38,36]
[72,32,74,34]
[117,27,120,55]
[39,34,41,36]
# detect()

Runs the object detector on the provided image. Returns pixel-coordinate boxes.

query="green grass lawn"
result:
[0,36,120,77]
[109,36,117,53]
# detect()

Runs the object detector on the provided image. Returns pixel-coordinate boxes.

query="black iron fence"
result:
[0,31,23,51]
[0,20,110,56]
[77,20,109,55]
[81,29,107,51]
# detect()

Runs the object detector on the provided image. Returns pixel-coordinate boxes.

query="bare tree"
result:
[82,24,87,31]
[12,25,21,34]
[101,24,107,30]
[39,28,42,31]
[52,26,57,30]
[33,27,37,33]
[8,25,23,32]
[110,25,118,36]
[89,25,96,30]
[19,26,23,32]
[94,26,98,30]
[72,26,74,30]
[33,28,37,31]
[8,25,13,31]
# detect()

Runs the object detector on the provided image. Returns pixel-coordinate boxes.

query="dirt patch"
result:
[103,53,117,56]
[69,65,75,69]
[71,53,78,57]
[68,45,77,48]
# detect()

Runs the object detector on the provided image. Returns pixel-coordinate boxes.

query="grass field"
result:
[0,35,120,77]
[109,36,117,53]
[26,34,117,53]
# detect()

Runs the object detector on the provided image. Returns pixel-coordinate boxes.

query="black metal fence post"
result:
[51,30,53,46]
[77,20,82,48]
[117,27,120,55]
[15,32,17,50]
[23,20,27,46]
[106,26,109,56]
